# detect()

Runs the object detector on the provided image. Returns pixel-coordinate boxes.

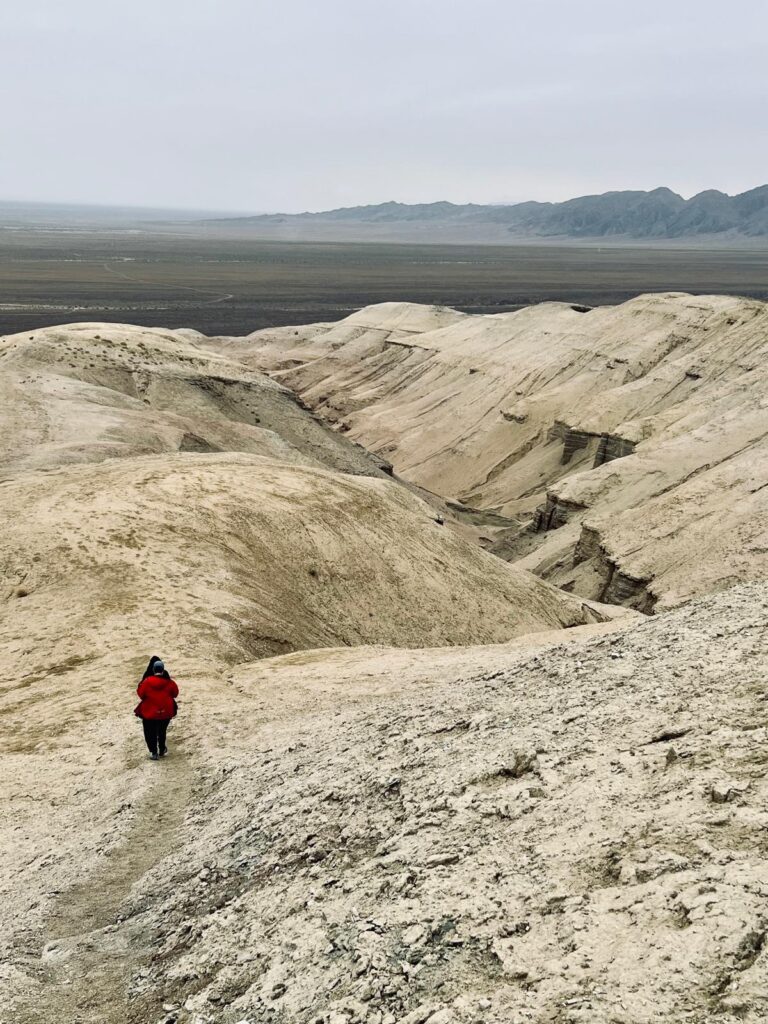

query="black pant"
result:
[142,718,169,756]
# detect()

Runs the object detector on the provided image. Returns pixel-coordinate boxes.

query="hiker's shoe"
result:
[159,747,168,758]
[150,753,159,761]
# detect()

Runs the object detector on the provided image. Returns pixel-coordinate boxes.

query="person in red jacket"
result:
[135,656,179,760]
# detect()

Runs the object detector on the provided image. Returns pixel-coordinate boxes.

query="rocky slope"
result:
[139,582,768,1024]
[8,584,768,1024]
[216,293,768,611]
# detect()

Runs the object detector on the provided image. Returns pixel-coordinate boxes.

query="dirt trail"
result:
[100,260,234,304]
[14,737,195,1024]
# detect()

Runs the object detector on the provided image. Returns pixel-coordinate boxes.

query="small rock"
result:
[499,749,538,778]
[425,853,460,868]
[402,924,427,946]
[618,862,637,884]
[650,725,692,743]
[711,783,733,804]
[720,995,750,1014]
[396,1006,442,1024]
[425,1012,454,1024]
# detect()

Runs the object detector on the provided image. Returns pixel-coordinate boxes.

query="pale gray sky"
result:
[2,0,766,212]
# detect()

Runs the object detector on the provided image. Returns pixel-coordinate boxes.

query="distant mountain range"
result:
[206,186,768,244]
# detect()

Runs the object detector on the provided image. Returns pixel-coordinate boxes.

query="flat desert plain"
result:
[0,224,766,336]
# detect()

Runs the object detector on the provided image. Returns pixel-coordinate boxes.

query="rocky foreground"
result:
[8,584,768,1024]
[130,584,768,1024]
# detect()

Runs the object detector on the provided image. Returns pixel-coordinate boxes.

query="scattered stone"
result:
[425,1012,454,1024]
[396,1005,443,1024]
[711,783,734,803]
[402,924,427,946]
[424,853,460,868]
[649,725,692,743]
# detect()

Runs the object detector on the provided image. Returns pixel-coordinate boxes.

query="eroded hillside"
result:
[1,452,602,674]
[217,293,768,611]
[0,322,390,478]
[3,301,768,1024]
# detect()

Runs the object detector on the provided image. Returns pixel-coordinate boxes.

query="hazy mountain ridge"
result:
[211,185,768,242]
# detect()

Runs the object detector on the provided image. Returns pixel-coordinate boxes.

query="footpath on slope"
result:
[10,719,196,1024]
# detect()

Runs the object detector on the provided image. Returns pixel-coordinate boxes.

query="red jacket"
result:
[135,675,179,720]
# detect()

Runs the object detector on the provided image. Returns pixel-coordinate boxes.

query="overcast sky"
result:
[1,0,766,212]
